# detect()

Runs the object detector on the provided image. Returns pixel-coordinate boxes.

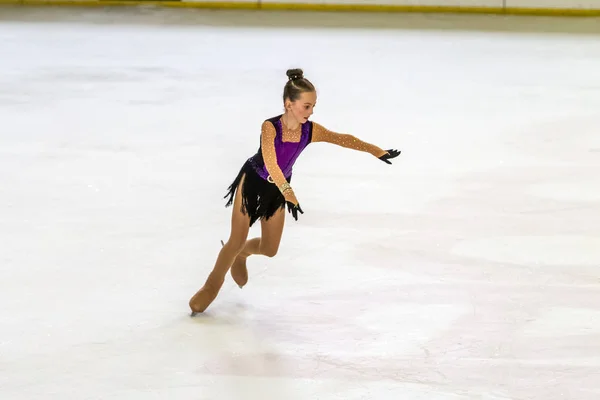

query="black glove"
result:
[286,201,304,221]
[379,149,401,164]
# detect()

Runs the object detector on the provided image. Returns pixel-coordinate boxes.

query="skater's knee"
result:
[263,249,277,258]
[260,244,279,258]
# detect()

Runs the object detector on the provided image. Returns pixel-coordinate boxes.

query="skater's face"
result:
[286,91,316,124]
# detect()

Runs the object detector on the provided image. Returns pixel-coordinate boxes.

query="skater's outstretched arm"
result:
[311,122,387,157]
[261,121,300,206]
[311,122,401,164]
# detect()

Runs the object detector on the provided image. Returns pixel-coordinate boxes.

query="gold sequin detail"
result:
[311,122,386,157]
[280,117,302,143]
[260,121,296,198]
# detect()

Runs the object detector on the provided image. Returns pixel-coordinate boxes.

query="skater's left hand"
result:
[286,201,304,221]
[378,149,401,164]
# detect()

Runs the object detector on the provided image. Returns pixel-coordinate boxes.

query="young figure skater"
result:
[189,68,400,314]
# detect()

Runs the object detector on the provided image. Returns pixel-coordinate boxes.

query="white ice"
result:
[1,7,600,400]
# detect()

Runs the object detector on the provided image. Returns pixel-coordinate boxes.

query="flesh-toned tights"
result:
[189,174,285,313]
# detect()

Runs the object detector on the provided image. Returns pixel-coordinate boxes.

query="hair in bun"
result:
[286,68,304,81]
[283,68,315,103]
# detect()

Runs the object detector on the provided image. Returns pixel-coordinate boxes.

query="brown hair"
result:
[283,68,315,103]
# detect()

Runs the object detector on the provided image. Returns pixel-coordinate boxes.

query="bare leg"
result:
[230,206,286,287]
[189,175,250,314]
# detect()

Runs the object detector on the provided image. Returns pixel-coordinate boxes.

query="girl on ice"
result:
[189,68,400,314]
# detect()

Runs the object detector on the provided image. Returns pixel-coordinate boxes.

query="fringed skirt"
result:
[224,160,292,227]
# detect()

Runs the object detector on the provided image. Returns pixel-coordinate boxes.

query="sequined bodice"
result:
[249,115,312,180]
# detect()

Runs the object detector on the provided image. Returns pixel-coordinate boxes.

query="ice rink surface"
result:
[1,6,600,399]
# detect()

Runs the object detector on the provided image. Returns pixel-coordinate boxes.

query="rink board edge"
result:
[2,0,600,16]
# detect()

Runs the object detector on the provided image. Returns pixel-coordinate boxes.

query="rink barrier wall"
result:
[2,0,600,16]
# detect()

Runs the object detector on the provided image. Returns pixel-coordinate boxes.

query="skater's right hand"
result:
[283,189,303,221]
[286,201,304,221]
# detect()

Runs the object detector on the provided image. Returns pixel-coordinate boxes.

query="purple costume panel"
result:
[248,115,313,181]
